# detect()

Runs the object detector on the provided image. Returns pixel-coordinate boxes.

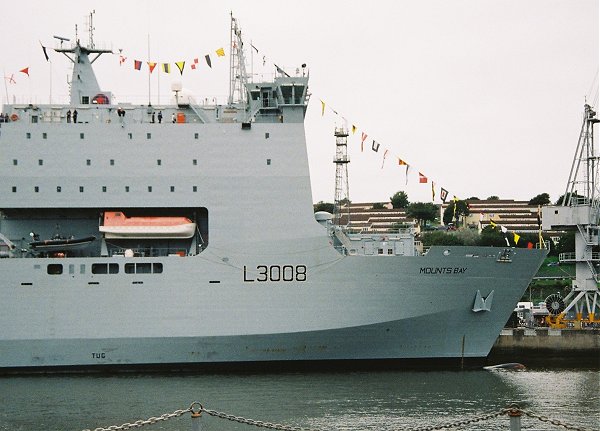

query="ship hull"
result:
[0,244,546,371]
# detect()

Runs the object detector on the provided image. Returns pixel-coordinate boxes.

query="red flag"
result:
[119,55,127,65]
[134,60,142,70]
[527,242,534,249]
[19,67,29,76]
[191,58,199,70]
[419,172,428,183]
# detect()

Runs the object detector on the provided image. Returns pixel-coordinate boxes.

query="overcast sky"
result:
[1,0,598,204]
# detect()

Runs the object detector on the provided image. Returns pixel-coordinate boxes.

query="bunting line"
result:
[317,95,459,203]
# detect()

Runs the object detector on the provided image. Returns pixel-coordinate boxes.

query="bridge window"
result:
[91,263,119,274]
[124,262,163,274]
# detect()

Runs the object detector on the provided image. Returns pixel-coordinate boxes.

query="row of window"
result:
[47,262,163,275]
[12,185,200,193]
[12,159,200,166]
[18,132,271,140]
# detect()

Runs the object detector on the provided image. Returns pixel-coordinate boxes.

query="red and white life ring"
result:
[10,113,18,122]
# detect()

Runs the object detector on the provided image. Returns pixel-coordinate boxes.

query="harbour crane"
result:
[542,104,600,328]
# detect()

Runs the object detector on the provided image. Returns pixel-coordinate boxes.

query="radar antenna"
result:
[542,103,600,328]
[86,10,96,49]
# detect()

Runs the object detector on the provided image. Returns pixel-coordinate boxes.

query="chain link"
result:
[521,408,597,431]
[81,403,599,431]
[401,409,508,431]
[81,407,192,431]
[201,407,326,431]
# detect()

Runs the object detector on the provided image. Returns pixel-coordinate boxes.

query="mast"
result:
[333,127,350,226]
[228,13,248,106]
[55,11,111,106]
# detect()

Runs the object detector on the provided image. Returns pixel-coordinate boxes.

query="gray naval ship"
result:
[0,18,547,372]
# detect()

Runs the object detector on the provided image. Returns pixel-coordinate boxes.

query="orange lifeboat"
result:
[99,211,196,239]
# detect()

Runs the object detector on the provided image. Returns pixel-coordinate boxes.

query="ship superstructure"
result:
[0,17,547,372]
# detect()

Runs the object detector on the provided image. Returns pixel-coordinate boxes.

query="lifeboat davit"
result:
[99,211,196,239]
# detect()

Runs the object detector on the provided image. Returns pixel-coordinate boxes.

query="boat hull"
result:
[99,223,196,238]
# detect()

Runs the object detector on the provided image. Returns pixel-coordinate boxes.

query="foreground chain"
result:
[82,402,599,431]
[82,406,192,431]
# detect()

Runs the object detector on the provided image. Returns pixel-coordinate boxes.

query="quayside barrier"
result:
[81,402,599,431]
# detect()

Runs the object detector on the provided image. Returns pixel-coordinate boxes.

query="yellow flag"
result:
[351,125,357,134]
[175,61,185,75]
[216,47,225,57]
[490,220,497,228]
[513,232,520,244]
[320,100,325,116]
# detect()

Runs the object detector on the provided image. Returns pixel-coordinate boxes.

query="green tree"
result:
[478,225,506,246]
[372,202,385,209]
[313,201,334,213]
[421,231,464,246]
[467,196,480,200]
[486,195,500,200]
[529,193,550,206]
[453,228,480,245]
[390,191,409,209]
[406,202,438,230]
[554,232,575,255]
[555,192,584,205]
[442,200,470,225]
